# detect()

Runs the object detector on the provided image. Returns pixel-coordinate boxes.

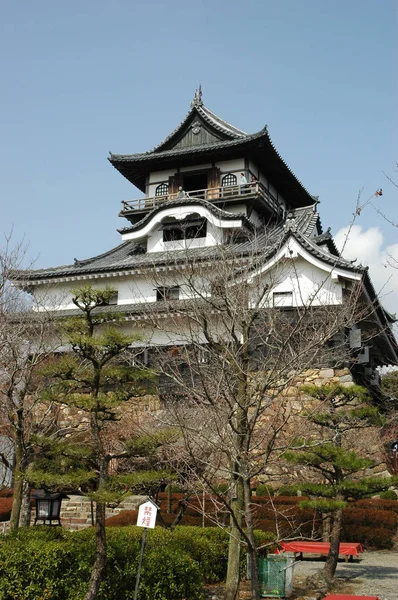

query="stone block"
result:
[319,368,334,379]
[335,368,350,377]
[339,374,353,382]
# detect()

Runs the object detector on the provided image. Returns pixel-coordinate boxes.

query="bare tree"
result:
[0,233,64,530]
[139,228,371,600]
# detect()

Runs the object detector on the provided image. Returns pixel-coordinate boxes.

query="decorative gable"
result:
[171,120,223,149]
[152,87,246,153]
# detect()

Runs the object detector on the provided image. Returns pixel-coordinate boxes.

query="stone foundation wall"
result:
[256,367,391,487]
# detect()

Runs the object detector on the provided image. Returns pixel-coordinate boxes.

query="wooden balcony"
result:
[119,182,283,218]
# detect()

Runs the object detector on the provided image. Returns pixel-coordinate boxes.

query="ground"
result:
[293,550,398,600]
[204,550,398,599]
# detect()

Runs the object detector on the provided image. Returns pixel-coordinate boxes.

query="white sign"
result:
[137,500,158,529]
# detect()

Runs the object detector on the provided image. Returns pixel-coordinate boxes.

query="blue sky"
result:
[1,0,397,298]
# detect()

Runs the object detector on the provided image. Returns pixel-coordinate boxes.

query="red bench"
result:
[281,541,363,562]
[324,595,380,600]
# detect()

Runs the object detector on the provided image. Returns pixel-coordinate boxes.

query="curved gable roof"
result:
[152,97,247,152]
[117,197,254,236]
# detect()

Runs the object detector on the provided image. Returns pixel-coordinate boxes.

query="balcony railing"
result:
[120,182,282,216]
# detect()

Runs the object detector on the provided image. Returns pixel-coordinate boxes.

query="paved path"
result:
[293,550,398,600]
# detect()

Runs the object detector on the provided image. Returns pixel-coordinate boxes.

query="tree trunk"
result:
[167,484,172,513]
[225,502,241,600]
[84,501,107,600]
[322,507,343,584]
[225,470,244,600]
[19,480,32,527]
[322,514,331,541]
[244,478,259,600]
[9,442,24,532]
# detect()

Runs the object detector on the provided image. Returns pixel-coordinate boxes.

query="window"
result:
[163,227,184,242]
[156,286,180,301]
[100,291,118,305]
[185,220,207,239]
[273,291,293,307]
[222,173,237,187]
[108,292,118,305]
[162,219,207,242]
[155,183,168,197]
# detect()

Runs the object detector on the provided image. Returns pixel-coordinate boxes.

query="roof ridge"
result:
[151,105,195,152]
[293,229,362,271]
[198,105,247,138]
[149,95,248,153]
[73,240,132,266]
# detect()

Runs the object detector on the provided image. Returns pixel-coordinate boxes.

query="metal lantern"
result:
[32,489,66,526]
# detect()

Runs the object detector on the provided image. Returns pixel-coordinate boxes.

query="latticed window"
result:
[155,183,168,196]
[222,173,237,187]
[156,286,180,301]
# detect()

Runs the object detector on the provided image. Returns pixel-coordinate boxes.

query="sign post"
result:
[133,500,158,600]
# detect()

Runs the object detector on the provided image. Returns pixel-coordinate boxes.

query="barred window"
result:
[222,173,237,187]
[156,287,180,301]
[155,183,169,196]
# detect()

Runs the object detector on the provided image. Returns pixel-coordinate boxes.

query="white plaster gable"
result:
[245,235,362,308]
[248,236,362,285]
[121,204,243,242]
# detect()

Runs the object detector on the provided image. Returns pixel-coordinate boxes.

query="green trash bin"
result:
[257,553,295,598]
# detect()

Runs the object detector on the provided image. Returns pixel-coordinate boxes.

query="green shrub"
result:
[211,482,229,495]
[0,529,87,600]
[0,526,204,600]
[255,484,275,497]
[379,490,397,500]
[276,486,299,497]
[0,524,278,598]
[138,547,203,599]
[164,483,185,493]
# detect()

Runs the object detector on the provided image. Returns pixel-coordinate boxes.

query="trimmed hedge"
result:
[129,492,398,549]
[0,525,275,599]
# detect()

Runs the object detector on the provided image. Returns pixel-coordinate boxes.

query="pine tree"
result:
[283,384,398,585]
[28,286,174,600]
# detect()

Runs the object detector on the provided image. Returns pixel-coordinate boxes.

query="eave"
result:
[109,129,316,209]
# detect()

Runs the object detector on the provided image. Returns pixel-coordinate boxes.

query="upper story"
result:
[109,86,318,252]
[13,89,398,369]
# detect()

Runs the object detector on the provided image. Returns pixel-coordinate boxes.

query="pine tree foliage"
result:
[283,383,398,584]
[28,285,175,600]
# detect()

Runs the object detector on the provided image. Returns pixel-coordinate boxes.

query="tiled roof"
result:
[117,198,254,235]
[108,93,315,208]
[150,96,247,153]
[109,130,265,163]
[285,205,319,237]
[16,207,361,283]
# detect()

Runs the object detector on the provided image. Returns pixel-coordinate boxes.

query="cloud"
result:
[334,224,398,316]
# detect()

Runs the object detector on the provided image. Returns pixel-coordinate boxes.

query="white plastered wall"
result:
[147,169,175,197]
[262,256,344,307]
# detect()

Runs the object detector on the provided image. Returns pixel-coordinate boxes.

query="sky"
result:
[1,0,397,310]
